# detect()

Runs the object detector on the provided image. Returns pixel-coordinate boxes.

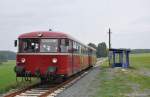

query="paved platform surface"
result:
[56,62,102,97]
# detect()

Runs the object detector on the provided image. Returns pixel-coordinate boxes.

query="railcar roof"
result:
[18,31,91,49]
[19,31,73,39]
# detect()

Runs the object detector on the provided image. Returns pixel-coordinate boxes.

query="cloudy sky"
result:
[0,0,150,51]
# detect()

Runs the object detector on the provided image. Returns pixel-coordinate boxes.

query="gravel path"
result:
[56,66,101,97]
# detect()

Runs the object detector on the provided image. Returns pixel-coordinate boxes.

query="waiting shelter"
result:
[109,48,130,68]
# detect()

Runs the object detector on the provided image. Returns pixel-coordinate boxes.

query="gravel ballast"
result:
[56,66,101,97]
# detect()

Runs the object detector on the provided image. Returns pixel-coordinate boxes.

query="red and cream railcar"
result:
[14,31,96,80]
[88,46,97,66]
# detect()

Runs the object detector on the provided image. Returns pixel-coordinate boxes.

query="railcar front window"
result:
[40,39,58,52]
[20,39,39,53]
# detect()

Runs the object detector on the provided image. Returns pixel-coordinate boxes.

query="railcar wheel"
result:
[54,75,67,83]
[54,77,63,83]
[40,77,46,82]
[16,77,24,84]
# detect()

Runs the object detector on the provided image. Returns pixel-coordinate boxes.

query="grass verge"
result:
[0,60,40,95]
[94,53,150,97]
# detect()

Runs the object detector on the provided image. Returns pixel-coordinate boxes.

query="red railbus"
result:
[14,31,96,81]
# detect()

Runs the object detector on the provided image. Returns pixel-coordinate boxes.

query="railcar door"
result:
[70,40,74,75]
[88,49,92,66]
[72,41,78,74]
[72,41,76,74]
[60,39,73,76]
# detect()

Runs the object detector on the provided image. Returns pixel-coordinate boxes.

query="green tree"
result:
[0,50,16,64]
[97,42,108,58]
[0,54,7,64]
[88,43,97,49]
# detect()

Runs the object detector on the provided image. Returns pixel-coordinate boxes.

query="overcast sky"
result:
[0,0,150,51]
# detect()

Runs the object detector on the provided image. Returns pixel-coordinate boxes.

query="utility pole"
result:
[108,28,111,49]
[108,28,112,66]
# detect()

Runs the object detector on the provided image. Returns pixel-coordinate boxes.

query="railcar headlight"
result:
[21,58,26,63]
[52,58,57,63]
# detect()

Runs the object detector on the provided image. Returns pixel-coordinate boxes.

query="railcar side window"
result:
[40,39,58,52]
[73,42,77,53]
[60,39,72,53]
[20,39,39,53]
[60,39,68,52]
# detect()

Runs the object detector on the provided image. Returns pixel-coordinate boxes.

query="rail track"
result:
[4,59,106,97]
[4,68,91,97]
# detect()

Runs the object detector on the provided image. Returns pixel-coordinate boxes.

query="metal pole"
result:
[109,28,111,49]
[108,28,112,67]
